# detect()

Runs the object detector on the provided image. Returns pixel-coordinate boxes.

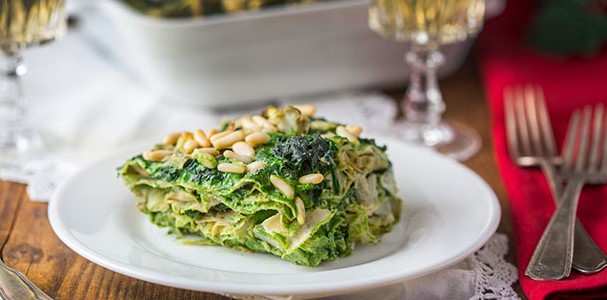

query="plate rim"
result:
[48,137,501,296]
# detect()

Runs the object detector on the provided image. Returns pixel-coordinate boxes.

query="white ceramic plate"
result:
[48,138,500,297]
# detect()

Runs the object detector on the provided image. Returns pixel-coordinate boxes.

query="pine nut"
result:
[298,173,324,185]
[194,129,211,148]
[336,126,359,145]
[293,104,316,117]
[252,115,271,127]
[181,131,193,139]
[143,150,172,162]
[209,129,233,143]
[163,132,181,145]
[192,149,217,169]
[207,128,218,137]
[199,147,220,156]
[270,175,294,200]
[217,163,245,174]
[252,115,277,133]
[175,131,192,148]
[175,131,194,150]
[223,150,253,164]
[239,116,260,132]
[321,132,336,139]
[261,125,277,133]
[345,125,363,137]
[245,132,270,147]
[295,197,306,225]
[212,130,245,149]
[246,161,266,173]
[131,165,149,177]
[183,140,199,154]
[233,141,255,158]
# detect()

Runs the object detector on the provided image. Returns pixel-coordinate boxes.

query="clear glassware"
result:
[0,0,67,179]
[369,0,485,160]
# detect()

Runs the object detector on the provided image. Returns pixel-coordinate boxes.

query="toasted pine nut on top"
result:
[209,129,233,143]
[245,132,270,147]
[194,129,211,148]
[246,161,266,173]
[345,125,363,137]
[299,173,324,185]
[207,128,219,137]
[252,115,277,133]
[183,140,199,154]
[198,147,220,156]
[217,162,245,174]
[321,132,336,138]
[181,131,193,138]
[232,141,255,158]
[270,175,294,200]
[163,132,181,145]
[293,104,316,116]
[212,130,245,149]
[224,150,253,164]
[239,116,260,133]
[143,150,172,162]
[295,197,306,225]
[252,115,271,128]
[336,126,359,145]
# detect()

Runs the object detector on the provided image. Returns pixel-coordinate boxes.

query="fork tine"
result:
[596,104,607,173]
[562,109,581,174]
[524,85,543,157]
[534,87,558,157]
[589,104,605,173]
[599,103,607,172]
[504,87,520,160]
[514,87,532,156]
[575,106,593,173]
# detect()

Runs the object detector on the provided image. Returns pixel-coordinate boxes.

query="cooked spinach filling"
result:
[118,105,401,267]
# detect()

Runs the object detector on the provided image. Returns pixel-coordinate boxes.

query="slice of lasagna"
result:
[118,105,401,266]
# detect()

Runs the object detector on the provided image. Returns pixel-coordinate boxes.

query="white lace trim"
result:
[0,158,68,202]
[469,233,520,300]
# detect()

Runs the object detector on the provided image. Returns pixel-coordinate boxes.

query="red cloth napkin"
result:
[476,0,607,299]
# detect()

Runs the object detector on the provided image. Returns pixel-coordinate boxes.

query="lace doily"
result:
[470,233,520,300]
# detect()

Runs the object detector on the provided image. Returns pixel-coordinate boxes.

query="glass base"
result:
[394,120,481,161]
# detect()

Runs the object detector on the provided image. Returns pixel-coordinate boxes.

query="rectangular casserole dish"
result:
[79,0,503,108]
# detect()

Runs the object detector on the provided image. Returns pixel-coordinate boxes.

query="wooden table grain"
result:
[0,56,520,299]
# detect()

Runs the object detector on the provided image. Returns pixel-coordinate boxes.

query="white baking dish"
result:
[78,0,503,108]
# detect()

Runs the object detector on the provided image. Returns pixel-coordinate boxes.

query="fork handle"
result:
[540,162,607,274]
[525,179,584,280]
[573,223,607,274]
[0,261,53,300]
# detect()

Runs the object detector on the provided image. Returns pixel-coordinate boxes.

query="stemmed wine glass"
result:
[0,0,66,178]
[369,0,485,160]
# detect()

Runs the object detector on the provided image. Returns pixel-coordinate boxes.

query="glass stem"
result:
[402,47,446,126]
[0,54,28,150]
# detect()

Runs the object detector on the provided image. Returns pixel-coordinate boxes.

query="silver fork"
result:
[525,104,607,280]
[504,86,607,274]
[0,257,53,300]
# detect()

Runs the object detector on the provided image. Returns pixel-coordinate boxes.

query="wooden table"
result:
[0,56,521,299]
